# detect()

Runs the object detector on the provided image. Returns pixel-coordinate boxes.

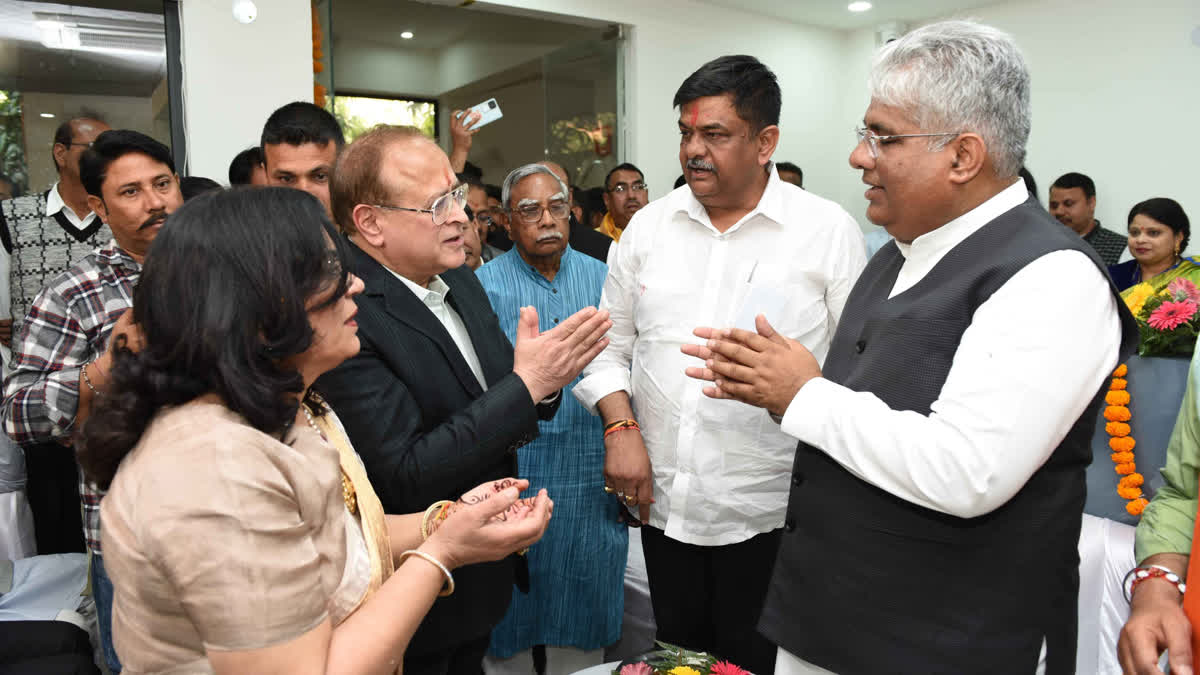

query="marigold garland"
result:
[1105,363,1148,515]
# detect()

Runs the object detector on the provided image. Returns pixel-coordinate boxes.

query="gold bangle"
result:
[399,549,455,596]
[421,500,452,540]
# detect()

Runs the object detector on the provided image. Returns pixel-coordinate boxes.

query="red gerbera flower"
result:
[710,661,750,675]
[1147,300,1197,331]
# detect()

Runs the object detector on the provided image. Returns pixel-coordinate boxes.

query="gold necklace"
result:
[301,403,358,515]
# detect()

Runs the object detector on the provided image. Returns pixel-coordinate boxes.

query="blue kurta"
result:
[476,246,628,657]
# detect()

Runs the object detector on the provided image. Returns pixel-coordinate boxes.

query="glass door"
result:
[541,32,623,189]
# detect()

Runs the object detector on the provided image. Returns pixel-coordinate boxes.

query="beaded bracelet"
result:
[81,359,102,395]
[1124,564,1187,603]
[399,549,455,596]
[420,500,452,541]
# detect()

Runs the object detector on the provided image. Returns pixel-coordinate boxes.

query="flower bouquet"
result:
[1124,278,1200,357]
[615,642,750,675]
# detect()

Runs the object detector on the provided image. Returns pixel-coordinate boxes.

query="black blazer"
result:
[316,240,557,656]
[568,214,613,263]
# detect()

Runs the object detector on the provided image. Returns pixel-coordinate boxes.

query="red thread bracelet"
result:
[604,421,640,439]
[1125,565,1187,603]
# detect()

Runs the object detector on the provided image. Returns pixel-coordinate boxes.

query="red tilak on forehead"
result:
[689,105,700,127]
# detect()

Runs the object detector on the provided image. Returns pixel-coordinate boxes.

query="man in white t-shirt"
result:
[573,54,866,674]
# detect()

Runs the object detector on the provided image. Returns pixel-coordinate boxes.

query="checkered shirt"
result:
[3,240,140,555]
[1083,219,1128,266]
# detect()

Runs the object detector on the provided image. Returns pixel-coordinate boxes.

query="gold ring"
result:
[603,486,615,494]
[517,547,530,556]
[624,494,636,505]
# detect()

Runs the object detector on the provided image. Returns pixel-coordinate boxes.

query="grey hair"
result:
[869,20,1030,177]
[501,163,568,210]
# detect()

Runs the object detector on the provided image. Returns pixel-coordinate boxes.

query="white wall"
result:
[20,92,169,192]
[834,0,1200,245]
[179,0,312,181]
[333,39,441,98]
[437,40,572,95]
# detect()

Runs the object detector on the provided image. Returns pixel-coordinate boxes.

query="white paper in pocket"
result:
[734,284,790,332]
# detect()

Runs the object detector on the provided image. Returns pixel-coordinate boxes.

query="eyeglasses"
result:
[608,182,647,195]
[473,210,494,227]
[854,126,961,159]
[371,183,468,226]
[511,199,570,224]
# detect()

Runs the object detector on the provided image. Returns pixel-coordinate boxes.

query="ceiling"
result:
[0,1,167,96]
[333,0,608,52]
[695,0,1007,31]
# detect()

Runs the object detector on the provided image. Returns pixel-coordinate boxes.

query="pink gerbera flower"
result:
[710,662,750,675]
[1167,278,1200,303]
[1147,300,1198,331]
[619,663,654,675]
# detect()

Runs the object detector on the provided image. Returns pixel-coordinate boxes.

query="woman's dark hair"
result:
[1128,197,1190,253]
[79,187,351,489]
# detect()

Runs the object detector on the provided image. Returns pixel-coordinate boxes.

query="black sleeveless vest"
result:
[757,198,1137,675]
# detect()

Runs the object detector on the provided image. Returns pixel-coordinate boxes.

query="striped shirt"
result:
[3,240,139,555]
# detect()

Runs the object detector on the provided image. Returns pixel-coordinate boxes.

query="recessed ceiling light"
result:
[400,31,414,39]
[40,113,55,118]
[848,1,873,11]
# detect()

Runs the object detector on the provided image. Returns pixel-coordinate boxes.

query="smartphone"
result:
[457,98,503,130]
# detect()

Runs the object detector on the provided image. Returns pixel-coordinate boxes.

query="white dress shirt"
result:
[393,271,488,391]
[780,179,1122,518]
[574,167,867,546]
[44,182,97,230]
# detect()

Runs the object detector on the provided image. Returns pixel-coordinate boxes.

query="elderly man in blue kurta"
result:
[477,163,627,674]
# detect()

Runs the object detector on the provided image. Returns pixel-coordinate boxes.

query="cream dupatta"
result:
[306,395,395,611]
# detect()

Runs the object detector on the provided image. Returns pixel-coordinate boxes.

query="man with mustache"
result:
[476,164,625,674]
[316,126,611,675]
[683,22,1137,674]
[572,55,866,673]
[595,163,646,243]
[1049,172,1127,265]
[3,129,182,674]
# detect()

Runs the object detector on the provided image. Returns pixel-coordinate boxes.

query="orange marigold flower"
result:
[1113,364,1128,377]
[1109,437,1136,453]
[1119,474,1145,488]
[1127,498,1148,516]
[1115,462,1136,475]
[1104,406,1131,422]
[1118,486,1144,500]
[1105,391,1131,406]
[1106,422,1131,437]
[1110,378,1127,390]
[1110,451,1135,464]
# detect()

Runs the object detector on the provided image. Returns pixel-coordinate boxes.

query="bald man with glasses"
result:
[316,125,611,675]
